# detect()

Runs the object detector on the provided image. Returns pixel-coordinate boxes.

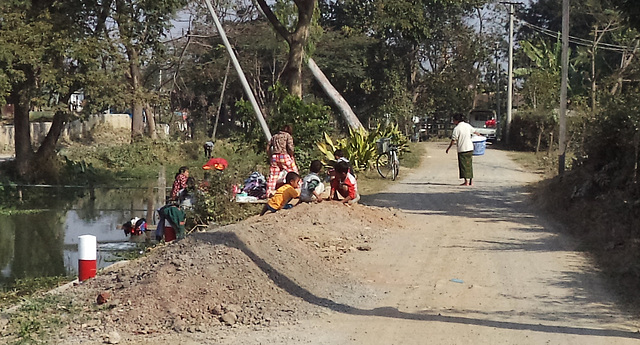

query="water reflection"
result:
[0,186,160,288]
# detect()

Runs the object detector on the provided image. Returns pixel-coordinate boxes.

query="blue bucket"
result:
[472,136,486,156]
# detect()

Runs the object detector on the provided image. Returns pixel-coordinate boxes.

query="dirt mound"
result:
[63,202,404,341]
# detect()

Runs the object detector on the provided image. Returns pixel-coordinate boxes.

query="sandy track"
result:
[217,142,640,344]
[57,142,640,344]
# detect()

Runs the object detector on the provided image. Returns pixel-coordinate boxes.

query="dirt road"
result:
[215,142,640,344]
[54,142,640,344]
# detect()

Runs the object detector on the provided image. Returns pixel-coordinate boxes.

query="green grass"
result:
[0,276,72,308]
[5,294,84,344]
[399,141,425,169]
[358,141,426,196]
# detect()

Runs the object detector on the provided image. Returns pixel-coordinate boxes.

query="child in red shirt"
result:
[328,161,359,205]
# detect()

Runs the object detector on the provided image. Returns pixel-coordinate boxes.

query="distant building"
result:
[70,91,84,112]
[1,104,14,121]
[473,92,525,110]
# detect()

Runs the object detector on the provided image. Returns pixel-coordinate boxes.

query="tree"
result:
[110,0,188,140]
[0,1,95,180]
[319,0,488,127]
[255,0,316,98]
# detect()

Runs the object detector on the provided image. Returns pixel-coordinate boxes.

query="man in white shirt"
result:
[446,113,475,186]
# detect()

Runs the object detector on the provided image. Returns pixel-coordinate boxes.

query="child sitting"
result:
[328,161,360,205]
[329,149,355,180]
[299,160,324,203]
[260,172,301,215]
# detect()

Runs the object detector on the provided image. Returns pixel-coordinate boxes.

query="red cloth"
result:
[202,157,228,171]
[485,119,496,128]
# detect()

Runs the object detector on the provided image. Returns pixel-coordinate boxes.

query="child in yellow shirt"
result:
[260,172,301,215]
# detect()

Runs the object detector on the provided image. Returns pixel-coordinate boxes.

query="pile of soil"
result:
[62,202,404,342]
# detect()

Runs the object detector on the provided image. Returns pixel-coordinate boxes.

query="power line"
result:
[518,19,636,53]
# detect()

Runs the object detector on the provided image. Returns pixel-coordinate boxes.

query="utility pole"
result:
[502,2,518,145]
[202,0,272,141]
[495,43,501,139]
[559,0,569,174]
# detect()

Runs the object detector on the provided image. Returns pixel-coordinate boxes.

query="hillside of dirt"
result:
[55,202,405,344]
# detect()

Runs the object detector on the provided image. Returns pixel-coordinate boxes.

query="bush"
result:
[581,93,640,188]
[317,123,410,171]
[508,109,557,152]
[190,140,266,225]
[235,83,332,171]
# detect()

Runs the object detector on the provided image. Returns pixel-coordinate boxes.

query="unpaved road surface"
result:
[51,142,640,344]
[214,142,640,344]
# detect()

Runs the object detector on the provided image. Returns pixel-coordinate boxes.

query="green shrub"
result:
[317,123,410,171]
[582,93,640,188]
[235,83,332,171]
[508,109,557,152]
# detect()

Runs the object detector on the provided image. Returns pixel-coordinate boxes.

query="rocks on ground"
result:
[62,202,404,342]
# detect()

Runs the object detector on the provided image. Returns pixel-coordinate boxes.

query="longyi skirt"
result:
[457,151,473,179]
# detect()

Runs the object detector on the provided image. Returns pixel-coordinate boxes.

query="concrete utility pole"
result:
[495,43,501,139]
[559,0,569,174]
[503,2,517,145]
[202,0,272,141]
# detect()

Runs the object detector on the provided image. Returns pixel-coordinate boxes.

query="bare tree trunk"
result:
[255,0,316,98]
[145,103,157,139]
[610,39,639,96]
[36,110,67,160]
[591,28,598,113]
[213,60,231,141]
[131,99,144,140]
[12,93,34,177]
[535,128,543,154]
[634,130,639,184]
[307,58,364,130]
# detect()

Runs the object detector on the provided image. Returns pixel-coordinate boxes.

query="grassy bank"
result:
[358,141,425,196]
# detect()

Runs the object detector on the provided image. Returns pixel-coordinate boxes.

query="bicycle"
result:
[376,139,399,180]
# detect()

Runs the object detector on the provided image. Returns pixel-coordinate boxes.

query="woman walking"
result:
[266,125,298,197]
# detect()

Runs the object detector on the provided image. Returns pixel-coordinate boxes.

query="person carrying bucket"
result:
[446,113,477,186]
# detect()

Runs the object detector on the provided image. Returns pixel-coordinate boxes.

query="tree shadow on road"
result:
[194,231,640,340]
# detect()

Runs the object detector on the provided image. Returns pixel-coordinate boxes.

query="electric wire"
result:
[517,18,637,53]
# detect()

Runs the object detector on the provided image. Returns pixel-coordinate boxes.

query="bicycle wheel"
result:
[376,153,393,179]
[391,151,399,181]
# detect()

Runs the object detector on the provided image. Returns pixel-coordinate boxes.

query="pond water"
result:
[0,186,164,288]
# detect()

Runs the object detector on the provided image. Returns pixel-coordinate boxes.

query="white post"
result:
[506,3,515,144]
[202,0,272,141]
[78,235,97,281]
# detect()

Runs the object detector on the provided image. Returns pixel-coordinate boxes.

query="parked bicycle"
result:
[376,138,399,180]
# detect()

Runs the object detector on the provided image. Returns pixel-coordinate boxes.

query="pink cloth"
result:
[266,154,298,196]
